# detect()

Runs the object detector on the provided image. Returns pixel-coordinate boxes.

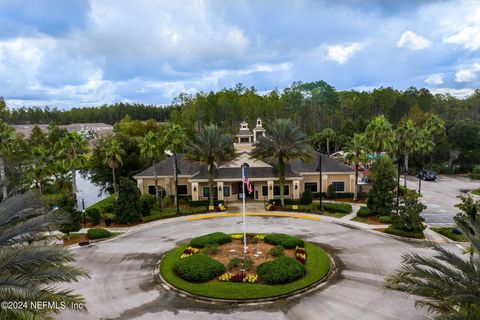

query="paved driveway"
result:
[56,216,457,320]
[402,175,480,225]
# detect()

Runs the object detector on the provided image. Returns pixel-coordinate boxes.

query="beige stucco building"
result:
[133,118,355,202]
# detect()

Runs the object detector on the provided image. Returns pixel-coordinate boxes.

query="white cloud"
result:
[396,31,432,50]
[429,87,475,98]
[443,6,480,50]
[325,43,363,64]
[455,62,480,82]
[424,73,444,85]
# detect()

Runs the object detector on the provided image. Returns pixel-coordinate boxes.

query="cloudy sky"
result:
[1,0,479,108]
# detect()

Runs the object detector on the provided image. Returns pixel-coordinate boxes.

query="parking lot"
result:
[402,175,480,226]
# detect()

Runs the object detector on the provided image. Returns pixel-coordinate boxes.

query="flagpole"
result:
[242,164,247,254]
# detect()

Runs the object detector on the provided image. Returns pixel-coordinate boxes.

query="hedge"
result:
[173,254,225,282]
[87,228,112,240]
[322,203,352,213]
[313,192,367,199]
[86,207,101,225]
[189,200,225,207]
[264,233,304,249]
[190,232,232,248]
[384,226,424,239]
[257,256,306,284]
[357,206,376,217]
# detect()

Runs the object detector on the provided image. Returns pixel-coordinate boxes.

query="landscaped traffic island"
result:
[159,232,331,300]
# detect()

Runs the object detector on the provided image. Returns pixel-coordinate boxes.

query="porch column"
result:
[349,174,355,193]
[293,180,300,199]
[267,180,274,200]
[192,182,199,201]
[217,181,224,201]
[136,178,144,194]
[322,175,328,192]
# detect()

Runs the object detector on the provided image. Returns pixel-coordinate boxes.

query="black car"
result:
[416,170,437,181]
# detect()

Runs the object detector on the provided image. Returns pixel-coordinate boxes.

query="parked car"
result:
[416,170,437,181]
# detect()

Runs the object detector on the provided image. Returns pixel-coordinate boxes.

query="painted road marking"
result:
[186,213,321,221]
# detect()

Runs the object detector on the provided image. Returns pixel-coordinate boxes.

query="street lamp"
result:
[396,147,401,214]
[165,150,181,216]
[81,198,86,228]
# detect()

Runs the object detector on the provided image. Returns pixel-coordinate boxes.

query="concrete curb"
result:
[153,246,338,305]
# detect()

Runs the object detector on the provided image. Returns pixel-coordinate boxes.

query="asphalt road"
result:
[402,175,480,226]
[55,216,461,320]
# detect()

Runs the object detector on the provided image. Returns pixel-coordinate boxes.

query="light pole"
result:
[396,148,401,214]
[241,163,249,254]
[81,198,86,228]
[418,174,422,195]
[317,147,323,212]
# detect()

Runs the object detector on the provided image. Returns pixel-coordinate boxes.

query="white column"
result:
[293,180,300,199]
[267,180,274,200]
[217,181,224,201]
[192,182,199,201]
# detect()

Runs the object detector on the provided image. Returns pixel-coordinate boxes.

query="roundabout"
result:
[54,214,449,320]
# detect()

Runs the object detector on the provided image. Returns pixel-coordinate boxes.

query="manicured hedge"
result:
[173,254,225,282]
[264,233,304,249]
[257,256,306,284]
[189,200,224,207]
[268,199,301,205]
[190,232,232,248]
[378,215,393,224]
[384,226,424,239]
[86,208,101,225]
[313,192,367,199]
[87,228,111,239]
[322,203,352,213]
[357,206,376,217]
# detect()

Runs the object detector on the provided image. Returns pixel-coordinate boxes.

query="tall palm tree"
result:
[103,138,126,197]
[345,133,368,201]
[0,120,15,199]
[57,131,89,206]
[251,119,313,207]
[385,196,480,319]
[0,191,89,319]
[139,131,165,207]
[365,115,394,156]
[320,128,336,156]
[186,125,234,208]
[417,129,435,168]
[395,119,419,188]
[28,145,53,195]
[163,124,188,208]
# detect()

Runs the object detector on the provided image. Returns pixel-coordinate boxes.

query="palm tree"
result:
[365,115,394,156]
[103,138,126,196]
[417,129,435,168]
[385,196,480,319]
[139,131,165,207]
[28,145,53,195]
[186,125,234,208]
[395,119,419,188]
[320,128,336,156]
[0,191,89,319]
[0,120,15,199]
[345,133,368,201]
[251,119,313,207]
[163,124,188,209]
[57,131,89,206]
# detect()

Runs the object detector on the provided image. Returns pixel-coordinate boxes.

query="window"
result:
[304,182,318,193]
[148,186,156,195]
[262,185,268,197]
[177,185,188,195]
[273,185,289,196]
[203,187,218,198]
[223,186,230,197]
[331,181,345,192]
[240,137,250,143]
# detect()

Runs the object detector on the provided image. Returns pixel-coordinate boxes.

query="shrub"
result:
[392,193,426,233]
[268,245,285,257]
[468,165,480,180]
[384,226,424,239]
[115,178,142,224]
[189,200,224,207]
[59,208,82,235]
[378,215,393,224]
[268,199,301,205]
[300,189,313,205]
[190,232,231,248]
[322,203,352,213]
[87,228,111,239]
[357,206,376,217]
[103,204,115,213]
[173,254,225,282]
[257,256,306,284]
[326,184,337,199]
[140,194,155,216]
[264,233,304,249]
[227,257,242,270]
[367,156,396,216]
[203,244,219,255]
[86,208,101,225]
[243,258,254,271]
[104,217,112,227]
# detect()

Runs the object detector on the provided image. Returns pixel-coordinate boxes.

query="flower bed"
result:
[159,233,331,300]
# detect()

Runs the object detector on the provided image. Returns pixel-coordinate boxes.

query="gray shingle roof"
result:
[236,129,253,136]
[134,151,353,179]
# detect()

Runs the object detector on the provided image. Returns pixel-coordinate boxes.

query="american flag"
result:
[243,173,253,194]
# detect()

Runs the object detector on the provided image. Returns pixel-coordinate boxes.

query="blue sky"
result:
[1,0,479,108]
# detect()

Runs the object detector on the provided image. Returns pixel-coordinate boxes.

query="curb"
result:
[153,247,338,305]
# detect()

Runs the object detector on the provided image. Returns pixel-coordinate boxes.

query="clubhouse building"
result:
[133,118,355,202]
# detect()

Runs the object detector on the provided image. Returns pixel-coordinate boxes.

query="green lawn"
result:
[472,188,480,196]
[350,216,384,225]
[87,195,115,211]
[322,211,348,218]
[62,233,84,240]
[431,227,467,242]
[160,241,330,300]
